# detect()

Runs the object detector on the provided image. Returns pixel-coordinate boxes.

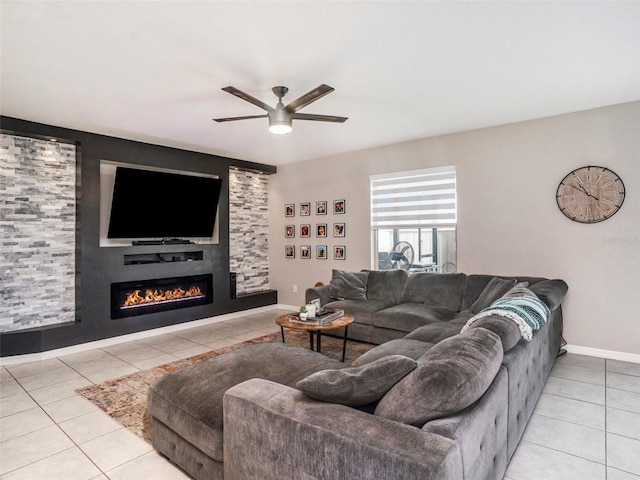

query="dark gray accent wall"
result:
[0,116,277,357]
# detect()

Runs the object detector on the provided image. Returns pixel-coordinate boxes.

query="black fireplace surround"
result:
[0,115,278,357]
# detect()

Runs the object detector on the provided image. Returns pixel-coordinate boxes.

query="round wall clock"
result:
[556,166,625,224]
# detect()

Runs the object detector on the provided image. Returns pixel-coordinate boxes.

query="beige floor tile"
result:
[550,362,605,386]
[0,425,74,475]
[41,394,100,423]
[152,336,202,354]
[69,355,134,377]
[533,392,605,430]
[607,467,640,480]
[522,413,605,463]
[608,433,640,476]
[130,353,179,370]
[114,345,167,364]
[0,446,101,480]
[608,388,640,414]
[79,428,153,472]
[105,450,191,479]
[4,358,66,379]
[171,344,214,359]
[607,359,640,377]
[0,407,54,442]
[505,441,605,480]
[59,410,122,444]
[204,337,243,350]
[0,377,24,399]
[28,375,93,405]
[608,407,640,441]
[100,340,147,355]
[608,372,640,395]
[58,348,114,366]
[16,365,84,392]
[0,389,38,418]
[79,364,139,384]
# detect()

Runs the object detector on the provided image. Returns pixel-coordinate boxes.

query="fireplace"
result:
[111,274,213,319]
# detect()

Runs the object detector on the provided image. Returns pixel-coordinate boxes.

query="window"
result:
[370,166,457,273]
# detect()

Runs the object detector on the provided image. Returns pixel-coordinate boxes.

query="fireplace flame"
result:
[122,285,203,308]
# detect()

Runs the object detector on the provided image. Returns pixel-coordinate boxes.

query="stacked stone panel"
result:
[229,169,269,294]
[0,134,76,332]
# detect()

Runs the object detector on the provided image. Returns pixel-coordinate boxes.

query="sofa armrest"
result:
[223,378,463,480]
[305,284,332,306]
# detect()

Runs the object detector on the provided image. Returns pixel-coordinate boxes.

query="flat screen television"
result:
[107,167,223,240]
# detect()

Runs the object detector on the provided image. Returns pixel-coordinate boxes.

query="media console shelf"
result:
[124,251,204,265]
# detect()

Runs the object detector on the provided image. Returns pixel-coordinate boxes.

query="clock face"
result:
[556,166,625,224]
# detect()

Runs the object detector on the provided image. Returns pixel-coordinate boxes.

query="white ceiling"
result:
[2,1,639,166]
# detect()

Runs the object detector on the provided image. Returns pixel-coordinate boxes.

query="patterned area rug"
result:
[76,330,374,443]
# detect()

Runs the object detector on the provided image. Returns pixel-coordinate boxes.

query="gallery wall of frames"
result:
[284,199,346,260]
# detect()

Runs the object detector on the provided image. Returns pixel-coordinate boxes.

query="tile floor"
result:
[1,308,639,480]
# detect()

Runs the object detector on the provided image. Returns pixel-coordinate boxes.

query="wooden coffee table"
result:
[275,313,354,362]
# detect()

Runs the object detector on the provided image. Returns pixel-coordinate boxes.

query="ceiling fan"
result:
[213,84,348,135]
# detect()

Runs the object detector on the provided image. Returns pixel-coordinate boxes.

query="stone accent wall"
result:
[0,134,77,332]
[229,168,269,294]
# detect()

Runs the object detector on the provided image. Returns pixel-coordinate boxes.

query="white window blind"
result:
[370,166,456,228]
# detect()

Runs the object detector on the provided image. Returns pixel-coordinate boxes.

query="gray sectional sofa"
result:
[147,270,568,480]
[305,269,565,346]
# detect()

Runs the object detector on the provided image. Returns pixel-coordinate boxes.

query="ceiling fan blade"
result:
[292,113,348,123]
[285,84,334,113]
[213,114,267,123]
[221,86,274,112]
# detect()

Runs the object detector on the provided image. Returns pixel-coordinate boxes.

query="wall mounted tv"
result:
[107,167,223,241]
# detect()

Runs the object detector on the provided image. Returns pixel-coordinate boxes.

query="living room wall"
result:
[270,101,639,358]
[1,117,277,357]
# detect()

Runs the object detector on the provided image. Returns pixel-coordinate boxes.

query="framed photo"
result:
[334,199,345,214]
[316,245,327,259]
[316,223,327,237]
[300,202,311,216]
[300,245,311,259]
[285,204,295,217]
[334,245,346,260]
[300,224,311,238]
[285,245,295,259]
[333,223,345,237]
[285,225,295,238]
[316,201,327,215]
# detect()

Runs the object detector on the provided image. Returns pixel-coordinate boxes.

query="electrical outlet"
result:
[293,284,298,293]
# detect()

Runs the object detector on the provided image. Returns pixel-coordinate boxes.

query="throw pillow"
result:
[328,270,368,300]
[296,355,417,406]
[374,328,503,427]
[470,277,518,313]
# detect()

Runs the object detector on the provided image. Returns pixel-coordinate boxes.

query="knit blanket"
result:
[462,295,551,342]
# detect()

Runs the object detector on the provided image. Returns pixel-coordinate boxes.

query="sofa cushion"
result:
[374,328,503,427]
[296,355,417,406]
[400,272,466,311]
[323,299,390,326]
[470,277,518,313]
[329,270,368,300]
[147,343,346,462]
[352,339,436,367]
[365,269,408,303]
[529,279,568,311]
[464,314,521,352]
[373,303,457,333]
[404,322,463,344]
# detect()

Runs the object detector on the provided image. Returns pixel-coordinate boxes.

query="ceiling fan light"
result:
[269,122,292,135]
[269,108,292,134]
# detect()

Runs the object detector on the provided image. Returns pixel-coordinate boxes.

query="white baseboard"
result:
[1,304,286,366]
[565,344,640,364]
